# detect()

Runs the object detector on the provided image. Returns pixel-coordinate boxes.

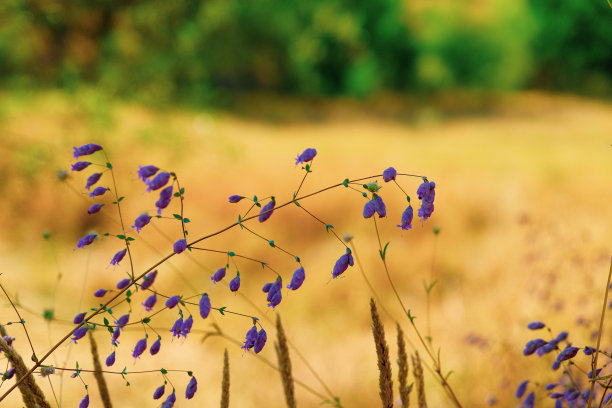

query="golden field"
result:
[0,91,611,407]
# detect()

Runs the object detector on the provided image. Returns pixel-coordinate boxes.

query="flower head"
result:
[185,376,198,399]
[146,171,171,192]
[229,273,240,292]
[173,238,187,254]
[85,173,102,190]
[105,351,115,367]
[140,270,157,290]
[87,203,104,214]
[527,321,545,330]
[523,338,547,356]
[142,293,157,312]
[89,186,107,198]
[94,289,107,297]
[382,167,397,182]
[73,312,86,325]
[155,186,173,214]
[116,314,130,328]
[522,392,534,408]
[266,276,283,308]
[162,391,176,408]
[79,394,89,408]
[397,205,413,230]
[373,195,386,218]
[153,384,165,400]
[254,329,267,353]
[137,165,159,182]
[3,368,15,380]
[417,180,436,222]
[180,315,193,338]
[556,346,579,363]
[71,161,91,172]
[363,201,376,219]
[242,326,258,351]
[150,338,161,355]
[295,148,317,165]
[211,267,226,283]
[199,294,211,319]
[258,198,276,223]
[132,214,152,233]
[132,337,147,359]
[287,266,305,290]
[116,278,131,289]
[73,143,102,158]
[110,249,127,266]
[228,195,244,203]
[76,233,97,249]
[166,296,180,309]
[515,380,528,398]
[170,317,183,339]
[332,250,354,278]
[71,326,88,344]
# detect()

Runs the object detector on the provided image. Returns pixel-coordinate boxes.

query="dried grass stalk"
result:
[397,323,412,407]
[370,298,393,408]
[412,351,428,408]
[275,314,296,408]
[220,348,230,408]
[88,331,112,408]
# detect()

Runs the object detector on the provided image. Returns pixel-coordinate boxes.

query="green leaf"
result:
[126,290,132,297]
[187,371,193,376]
[424,280,437,294]
[183,218,190,223]
[142,317,151,324]
[106,162,112,169]
[218,307,226,316]
[117,234,125,240]
[118,196,124,202]
[103,317,109,326]
[180,188,185,194]
[407,309,416,323]
[173,192,180,197]
[172,214,182,220]
[268,240,275,248]
[160,368,168,374]
[362,192,367,197]
[253,195,258,203]
[43,308,54,321]
[127,237,135,241]
[305,163,311,173]
[228,251,235,257]
[445,370,454,380]
[251,317,259,325]
[342,178,349,188]
[31,353,38,363]
[42,230,51,240]
[325,224,334,232]
[237,215,243,229]
[295,256,301,262]
[103,233,110,236]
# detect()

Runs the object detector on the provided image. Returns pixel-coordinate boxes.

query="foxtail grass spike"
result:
[275,314,296,408]
[397,323,412,407]
[412,351,427,408]
[88,331,112,407]
[221,348,230,408]
[370,298,393,408]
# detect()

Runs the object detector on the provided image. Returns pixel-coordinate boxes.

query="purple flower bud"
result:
[71,326,88,344]
[550,392,563,399]
[287,266,305,290]
[199,294,211,319]
[258,198,276,223]
[552,360,561,370]
[110,249,127,266]
[76,233,97,249]
[165,296,180,309]
[228,195,244,203]
[515,380,528,398]
[254,329,267,353]
[94,289,107,297]
[170,317,183,339]
[332,250,354,278]
[566,390,580,401]
[105,351,115,367]
[545,383,557,391]
[242,326,258,351]
[211,267,226,283]
[363,201,376,218]
[141,270,157,290]
[71,161,91,172]
[87,203,104,214]
[373,195,386,218]
[116,278,131,290]
[173,238,187,254]
[2,336,14,347]
[397,205,413,230]
[266,277,282,303]
[73,143,102,158]
[89,186,107,198]
[295,148,317,165]
[155,186,173,214]
[153,384,165,400]
[111,328,120,345]
[132,214,152,233]
[522,392,534,408]
[185,376,198,399]
[150,338,161,355]
[132,337,147,359]
[229,273,240,292]
[584,346,596,355]
[382,167,397,182]
[142,293,157,312]
[162,391,176,408]
[538,340,558,355]
[146,171,171,192]
[85,173,102,190]
[180,315,193,338]
[556,346,579,363]
[417,181,436,222]
[3,368,15,380]
[268,289,282,308]
[555,331,568,342]
[523,338,547,356]
[79,394,89,408]
[262,282,273,293]
[527,321,545,330]
[73,312,86,325]
[137,165,159,182]
[117,314,130,328]
[588,368,602,379]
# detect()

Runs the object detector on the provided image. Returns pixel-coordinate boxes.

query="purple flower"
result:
[162,392,176,408]
[262,282,273,293]
[153,384,165,400]
[295,148,317,165]
[166,295,180,309]
[242,326,258,351]
[132,337,147,359]
[105,351,115,367]
[523,338,547,356]
[584,346,596,355]
[141,270,157,290]
[117,314,129,328]
[555,331,568,342]
[71,326,88,344]
[150,338,161,355]
[180,315,193,338]
[73,143,102,158]
[522,392,534,408]
[373,195,386,218]
[229,273,240,292]
[268,289,282,308]
[76,233,97,249]
[3,368,15,380]
[397,205,413,230]
[111,328,121,345]
[2,336,14,347]
[155,186,173,214]
[287,266,305,290]
[94,289,107,297]
[556,346,579,363]
[132,214,152,233]
[545,383,557,391]
[137,165,159,182]
[185,376,198,399]
[199,294,211,319]
[79,394,89,408]
[173,238,187,254]
[211,267,226,283]
[417,180,436,222]
[89,186,107,198]
[258,198,276,223]
[527,321,545,330]
[229,195,244,203]
[254,329,267,353]
[146,171,171,192]
[515,380,528,398]
[85,172,102,190]
[332,250,354,278]
[170,317,183,339]
[87,203,104,214]
[363,201,376,218]
[266,277,283,305]
[71,161,91,172]
[382,167,397,182]
[142,293,157,312]
[110,249,127,266]
[73,312,86,324]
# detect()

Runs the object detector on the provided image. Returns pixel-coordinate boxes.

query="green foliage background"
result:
[1,0,611,104]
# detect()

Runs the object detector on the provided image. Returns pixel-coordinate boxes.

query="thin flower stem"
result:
[0,284,37,360]
[241,224,298,259]
[51,367,191,375]
[298,204,346,246]
[174,175,187,240]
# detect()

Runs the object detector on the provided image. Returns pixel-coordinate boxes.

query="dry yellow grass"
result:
[0,91,611,407]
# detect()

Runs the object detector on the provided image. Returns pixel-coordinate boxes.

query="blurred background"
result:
[0,0,611,407]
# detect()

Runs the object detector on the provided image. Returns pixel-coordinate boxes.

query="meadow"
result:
[0,90,611,407]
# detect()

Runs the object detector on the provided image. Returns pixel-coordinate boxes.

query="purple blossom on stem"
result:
[258,198,276,223]
[254,329,267,353]
[185,376,198,399]
[268,289,282,308]
[332,250,354,278]
[150,338,161,355]
[229,273,240,292]
[242,326,258,351]
[71,161,91,172]
[417,180,436,222]
[146,171,171,192]
[397,205,413,230]
[382,167,397,182]
[295,148,317,165]
[170,317,183,339]
[556,346,579,363]
[228,195,244,203]
[287,266,305,290]
[199,294,211,319]
[165,296,180,309]
[137,165,159,182]
[516,380,528,398]
[173,238,187,254]
[132,338,147,359]
[180,315,193,338]
[140,270,157,290]
[73,312,86,324]
[89,186,107,198]
[373,194,386,218]
[522,392,534,408]
[87,203,104,214]
[584,346,596,355]
[523,338,547,356]
[94,289,107,297]
[2,336,14,346]
[73,143,102,158]
[142,293,157,312]
[85,173,102,190]
[110,249,127,266]
[111,328,121,345]
[153,385,165,400]
[116,278,131,289]
[363,201,376,218]
[71,326,88,344]
[262,282,273,293]
[105,351,115,367]
[162,392,176,408]
[132,214,152,233]
[527,321,545,330]
[155,186,173,214]
[76,233,97,249]
[211,267,226,283]
[117,314,129,328]
[79,394,89,408]
[3,368,15,380]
